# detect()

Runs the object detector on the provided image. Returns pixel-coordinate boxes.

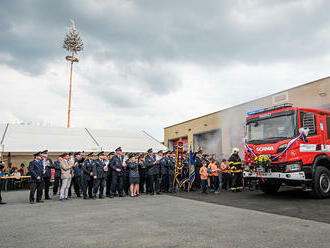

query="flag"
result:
[189,149,195,186]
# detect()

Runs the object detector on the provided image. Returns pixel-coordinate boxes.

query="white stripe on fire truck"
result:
[300,144,330,152]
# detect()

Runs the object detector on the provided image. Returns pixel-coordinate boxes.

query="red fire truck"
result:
[243,104,330,198]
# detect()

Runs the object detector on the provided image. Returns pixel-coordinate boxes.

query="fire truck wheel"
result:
[260,181,281,194]
[311,166,330,199]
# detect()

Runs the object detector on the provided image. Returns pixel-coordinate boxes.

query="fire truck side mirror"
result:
[299,127,310,137]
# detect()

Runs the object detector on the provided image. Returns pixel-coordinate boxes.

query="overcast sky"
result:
[1,0,330,141]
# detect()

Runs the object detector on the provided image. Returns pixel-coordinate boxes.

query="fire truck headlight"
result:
[285,163,301,172]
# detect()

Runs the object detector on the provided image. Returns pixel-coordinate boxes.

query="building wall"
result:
[164,77,330,158]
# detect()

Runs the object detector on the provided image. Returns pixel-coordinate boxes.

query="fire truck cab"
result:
[244,104,330,198]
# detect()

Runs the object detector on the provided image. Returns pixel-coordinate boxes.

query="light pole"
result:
[63,20,83,128]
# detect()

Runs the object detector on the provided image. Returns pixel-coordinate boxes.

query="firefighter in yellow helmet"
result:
[228,148,243,192]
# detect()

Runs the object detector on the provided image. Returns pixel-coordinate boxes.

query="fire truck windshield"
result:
[246,114,297,144]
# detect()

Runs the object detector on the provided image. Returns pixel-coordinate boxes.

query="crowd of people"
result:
[0,146,244,205]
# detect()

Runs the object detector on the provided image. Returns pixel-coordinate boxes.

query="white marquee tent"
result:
[0,124,166,153]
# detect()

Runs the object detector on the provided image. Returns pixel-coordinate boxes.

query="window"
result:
[300,112,317,136]
[247,115,296,143]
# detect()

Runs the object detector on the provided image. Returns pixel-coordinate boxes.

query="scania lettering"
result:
[244,104,330,199]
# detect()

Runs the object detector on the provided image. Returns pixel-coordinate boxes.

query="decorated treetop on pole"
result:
[63,20,84,61]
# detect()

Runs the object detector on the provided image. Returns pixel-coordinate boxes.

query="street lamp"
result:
[63,20,84,128]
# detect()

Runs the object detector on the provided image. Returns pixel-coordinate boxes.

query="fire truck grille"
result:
[269,164,286,172]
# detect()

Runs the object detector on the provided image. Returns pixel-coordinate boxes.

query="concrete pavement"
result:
[0,190,330,248]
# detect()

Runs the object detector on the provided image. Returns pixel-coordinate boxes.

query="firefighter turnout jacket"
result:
[228,153,242,174]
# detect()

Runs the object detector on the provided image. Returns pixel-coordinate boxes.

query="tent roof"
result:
[0,124,166,153]
[88,128,165,152]
[1,125,98,152]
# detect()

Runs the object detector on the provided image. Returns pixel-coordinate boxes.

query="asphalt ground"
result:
[1,190,330,248]
[173,187,330,224]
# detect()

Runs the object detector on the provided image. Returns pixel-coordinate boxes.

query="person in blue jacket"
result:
[72,152,84,198]
[106,152,115,197]
[110,147,126,198]
[81,152,94,199]
[41,150,53,200]
[160,151,169,192]
[168,151,177,193]
[145,148,160,195]
[53,156,62,196]
[92,151,107,199]
[29,152,45,204]
[127,154,140,197]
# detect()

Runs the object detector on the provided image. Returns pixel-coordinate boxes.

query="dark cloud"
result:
[1,0,330,76]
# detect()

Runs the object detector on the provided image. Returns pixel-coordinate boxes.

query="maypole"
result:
[63,20,84,128]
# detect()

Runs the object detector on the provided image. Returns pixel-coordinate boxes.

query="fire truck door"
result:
[325,116,330,152]
[319,116,327,148]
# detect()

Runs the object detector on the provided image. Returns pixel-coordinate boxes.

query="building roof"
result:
[0,124,166,153]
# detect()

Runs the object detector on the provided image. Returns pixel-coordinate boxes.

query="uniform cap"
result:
[68,152,73,156]
[115,147,122,152]
[87,152,94,157]
[129,153,135,159]
[34,152,42,157]
[147,148,153,153]
[108,152,115,156]
[74,152,81,156]
[41,150,48,154]
[97,151,104,156]
[157,150,163,154]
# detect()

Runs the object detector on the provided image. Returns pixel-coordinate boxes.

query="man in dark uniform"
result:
[123,154,130,196]
[92,152,107,199]
[110,147,126,198]
[156,150,164,193]
[159,151,168,192]
[164,151,171,191]
[228,148,243,192]
[81,152,94,199]
[138,154,146,193]
[0,161,6,204]
[194,150,203,190]
[106,152,114,197]
[72,152,84,197]
[145,148,160,195]
[168,151,177,193]
[182,151,189,191]
[41,150,53,200]
[29,152,45,204]
[53,155,62,196]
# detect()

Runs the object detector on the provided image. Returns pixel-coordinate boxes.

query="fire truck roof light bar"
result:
[247,103,293,116]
